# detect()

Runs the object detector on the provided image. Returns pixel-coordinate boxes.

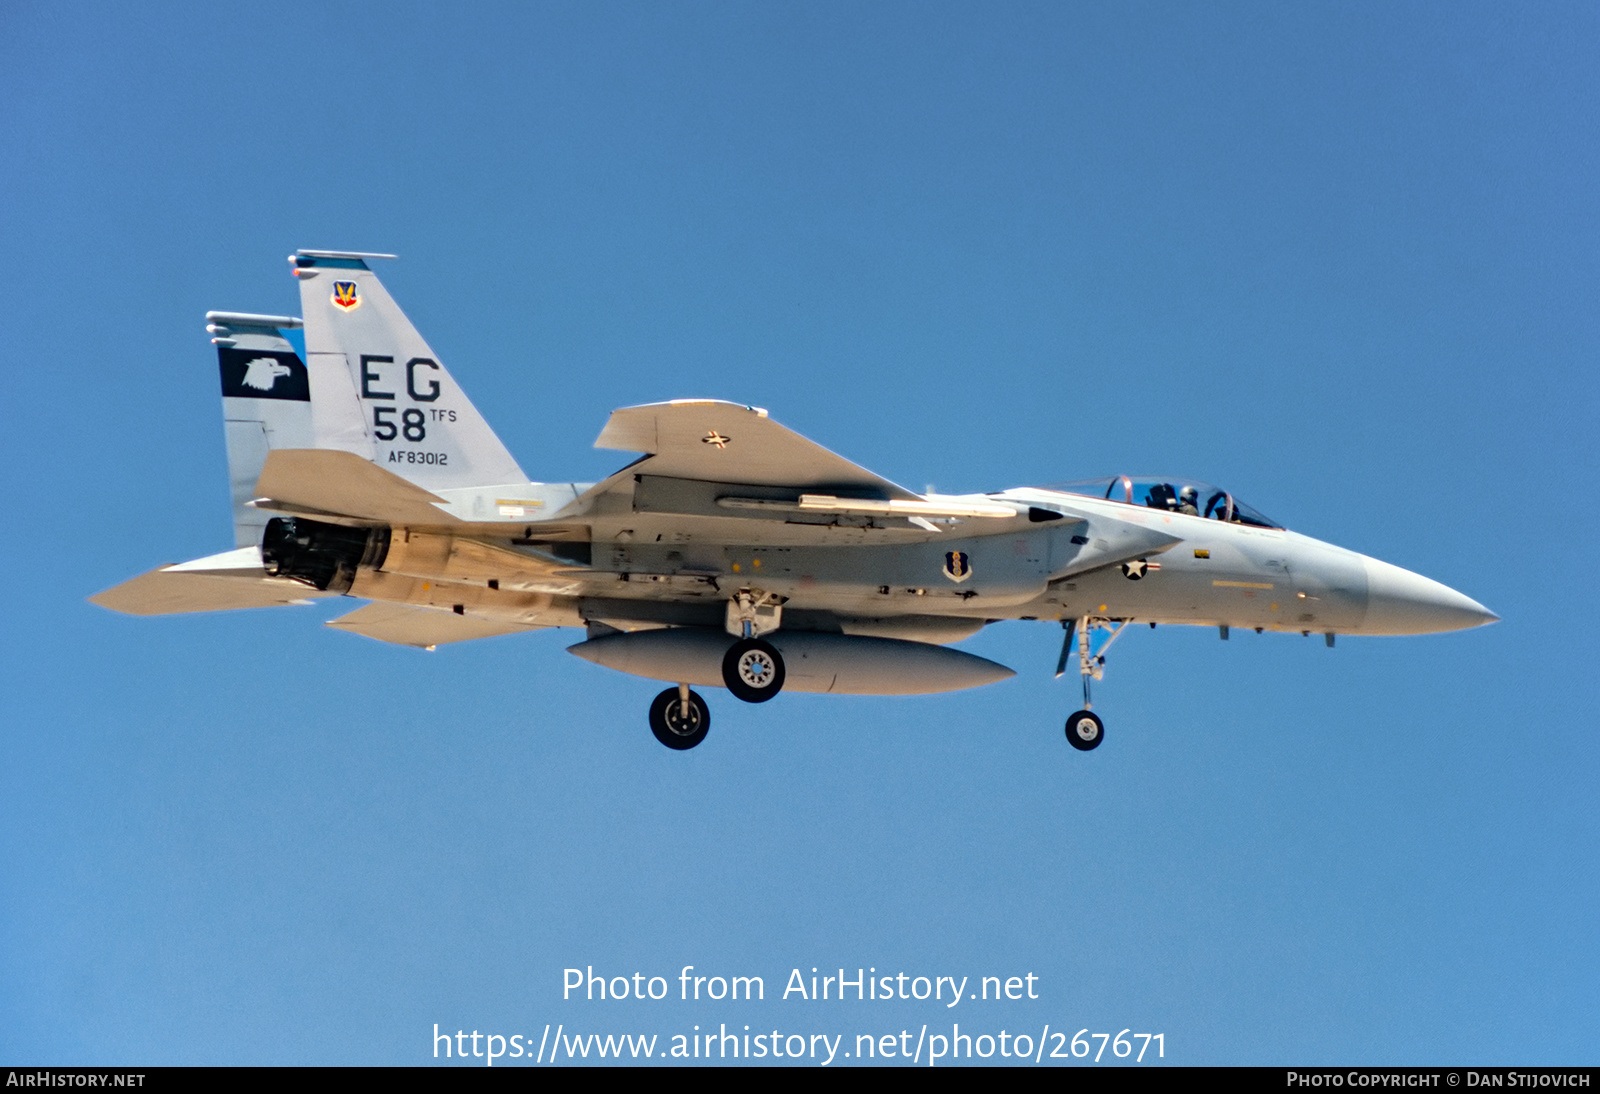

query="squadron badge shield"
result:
[942,550,972,583]
[331,281,361,311]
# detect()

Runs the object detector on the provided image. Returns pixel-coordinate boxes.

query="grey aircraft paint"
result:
[91,251,1498,749]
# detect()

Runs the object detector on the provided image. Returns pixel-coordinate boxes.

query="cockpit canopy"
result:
[1044,477,1283,529]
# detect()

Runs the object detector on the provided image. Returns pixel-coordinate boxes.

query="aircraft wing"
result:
[325,601,544,649]
[89,546,334,615]
[592,401,921,500]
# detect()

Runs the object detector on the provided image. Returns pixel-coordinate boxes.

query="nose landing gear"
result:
[1065,710,1104,751]
[1056,616,1130,752]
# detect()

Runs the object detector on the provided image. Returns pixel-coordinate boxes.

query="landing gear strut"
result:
[649,684,710,750]
[722,588,787,704]
[1056,616,1129,752]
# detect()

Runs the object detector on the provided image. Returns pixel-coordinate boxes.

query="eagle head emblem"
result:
[241,357,292,391]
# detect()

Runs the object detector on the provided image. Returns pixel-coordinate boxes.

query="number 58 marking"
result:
[373,406,427,442]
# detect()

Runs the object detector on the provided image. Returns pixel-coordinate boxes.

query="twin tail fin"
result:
[289,250,526,493]
[210,251,528,544]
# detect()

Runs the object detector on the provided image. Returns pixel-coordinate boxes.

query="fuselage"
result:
[990,487,1495,637]
[352,474,1496,642]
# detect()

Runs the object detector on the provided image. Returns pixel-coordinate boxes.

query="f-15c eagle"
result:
[92,250,1497,751]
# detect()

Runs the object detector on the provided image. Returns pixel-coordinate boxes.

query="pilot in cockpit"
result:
[1177,485,1199,516]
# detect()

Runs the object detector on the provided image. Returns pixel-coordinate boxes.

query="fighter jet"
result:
[91,250,1498,751]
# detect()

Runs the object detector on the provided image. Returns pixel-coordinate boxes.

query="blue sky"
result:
[2,1,1595,1065]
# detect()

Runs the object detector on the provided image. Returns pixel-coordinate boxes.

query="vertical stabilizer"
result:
[291,250,527,491]
[209,312,312,546]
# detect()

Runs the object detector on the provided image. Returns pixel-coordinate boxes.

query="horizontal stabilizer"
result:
[252,448,452,525]
[594,400,920,499]
[90,547,333,616]
[326,602,543,648]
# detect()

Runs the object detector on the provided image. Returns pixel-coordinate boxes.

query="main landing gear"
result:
[722,637,785,703]
[1055,616,1131,753]
[649,685,710,750]
[720,588,787,704]
[651,589,790,749]
[648,636,788,751]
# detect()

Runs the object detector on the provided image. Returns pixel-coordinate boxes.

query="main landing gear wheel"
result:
[721,638,786,703]
[1065,710,1104,751]
[649,688,710,750]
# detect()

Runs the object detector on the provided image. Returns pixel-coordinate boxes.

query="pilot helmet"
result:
[1178,485,1198,504]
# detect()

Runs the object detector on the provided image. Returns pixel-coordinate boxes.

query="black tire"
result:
[649,688,710,750]
[721,638,786,703]
[1065,710,1104,751]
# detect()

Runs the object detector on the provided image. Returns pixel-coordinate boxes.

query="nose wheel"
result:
[1065,710,1104,751]
[649,686,710,750]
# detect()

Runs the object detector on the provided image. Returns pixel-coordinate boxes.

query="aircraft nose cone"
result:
[1362,556,1499,635]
